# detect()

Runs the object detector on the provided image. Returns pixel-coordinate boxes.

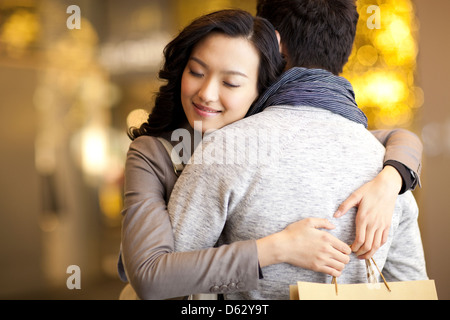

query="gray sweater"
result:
[168,106,428,300]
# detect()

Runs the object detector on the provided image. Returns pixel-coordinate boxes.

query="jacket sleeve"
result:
[120,137,259,300]
[370,129,423,190]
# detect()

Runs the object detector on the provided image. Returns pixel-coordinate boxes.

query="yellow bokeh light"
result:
[377,103,414,128]
[389,19,410,43]
[127,109,149,130]
[99,183,123,225]
[357,45,379,67]
[81,127,108,177]
[343,0,420,129]
[0,9,40,57]
[362,72,408,106]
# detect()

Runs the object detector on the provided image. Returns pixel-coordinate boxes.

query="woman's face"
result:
[181,33,260,133]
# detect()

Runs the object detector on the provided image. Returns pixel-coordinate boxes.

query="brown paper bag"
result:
[290,257,438,300]
[290,279,438,300]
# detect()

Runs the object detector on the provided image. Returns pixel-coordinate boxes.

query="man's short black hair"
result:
[257,0,359,75]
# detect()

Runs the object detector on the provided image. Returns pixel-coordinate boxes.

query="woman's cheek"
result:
[230,92,257,116]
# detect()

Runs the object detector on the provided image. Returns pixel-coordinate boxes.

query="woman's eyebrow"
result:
[190,56,248,78]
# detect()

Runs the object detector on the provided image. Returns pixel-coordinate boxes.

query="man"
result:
[168,0,427,299]
[254,0,422,259]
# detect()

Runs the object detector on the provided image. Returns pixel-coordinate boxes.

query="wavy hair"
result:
[129,9,285,139]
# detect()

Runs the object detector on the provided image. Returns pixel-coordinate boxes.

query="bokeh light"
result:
[0,8,40,57]
[342,0,421,129]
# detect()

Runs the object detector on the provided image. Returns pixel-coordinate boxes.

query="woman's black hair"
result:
[129,9,285,140]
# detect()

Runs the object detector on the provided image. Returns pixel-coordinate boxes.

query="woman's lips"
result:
[193,102,222,117]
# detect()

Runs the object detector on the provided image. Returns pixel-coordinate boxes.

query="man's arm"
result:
[168,141,230,253]
[382,192,428,281]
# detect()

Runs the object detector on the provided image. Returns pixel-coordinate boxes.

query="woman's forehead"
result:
[190,33,259,75]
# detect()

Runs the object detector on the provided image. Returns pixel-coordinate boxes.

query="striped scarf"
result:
[247,67,368,128]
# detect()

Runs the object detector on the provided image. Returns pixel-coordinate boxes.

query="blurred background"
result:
[0,0,448,299]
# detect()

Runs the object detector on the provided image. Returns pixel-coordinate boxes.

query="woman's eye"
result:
[224,82,240,88]
[189,70,203,78]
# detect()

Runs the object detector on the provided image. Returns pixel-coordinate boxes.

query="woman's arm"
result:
[372,128,422,191]
[334,128,423,259]
[121,136,259,299]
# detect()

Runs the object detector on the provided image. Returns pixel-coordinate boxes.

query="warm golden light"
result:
[174,0,256,29]
[343,0,420,129]
[357,45,379,67]
[359,72,408,106]
[127,109,149,130]
[0,9,40,57]
[81,127,108,177]
[99,183,123,225]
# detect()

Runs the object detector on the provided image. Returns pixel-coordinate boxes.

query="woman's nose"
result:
[198,78,219,103]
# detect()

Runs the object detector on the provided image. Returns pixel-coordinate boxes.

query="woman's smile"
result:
[193,102,222,117]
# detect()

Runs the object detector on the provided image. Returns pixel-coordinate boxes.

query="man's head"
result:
[257,0,359,75]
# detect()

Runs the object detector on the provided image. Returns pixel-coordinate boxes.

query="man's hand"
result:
[334,165,402,259]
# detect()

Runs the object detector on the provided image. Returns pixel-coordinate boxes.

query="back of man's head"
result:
[257,0,359,75]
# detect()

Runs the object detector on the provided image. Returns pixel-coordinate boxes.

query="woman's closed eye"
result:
[223,81,240,88]
[188,61,242,88]
[189,69,204,78]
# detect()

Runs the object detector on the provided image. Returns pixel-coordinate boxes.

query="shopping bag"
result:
[290,258,438,300]
[290,279,437,300]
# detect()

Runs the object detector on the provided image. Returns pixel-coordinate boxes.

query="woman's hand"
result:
[256,218,351,277]
[334,165,402,260]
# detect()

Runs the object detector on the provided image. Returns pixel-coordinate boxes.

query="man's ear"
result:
[275,30,282,53]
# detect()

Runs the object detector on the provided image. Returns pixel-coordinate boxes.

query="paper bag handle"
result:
[331,257,391,295]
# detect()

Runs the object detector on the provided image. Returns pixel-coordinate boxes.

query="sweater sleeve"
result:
[381,192,429,282]
[168,137,233,253]
[120,136,259,300]
[370,129,423,190]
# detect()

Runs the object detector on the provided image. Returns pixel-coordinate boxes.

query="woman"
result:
[119,9,421,300]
